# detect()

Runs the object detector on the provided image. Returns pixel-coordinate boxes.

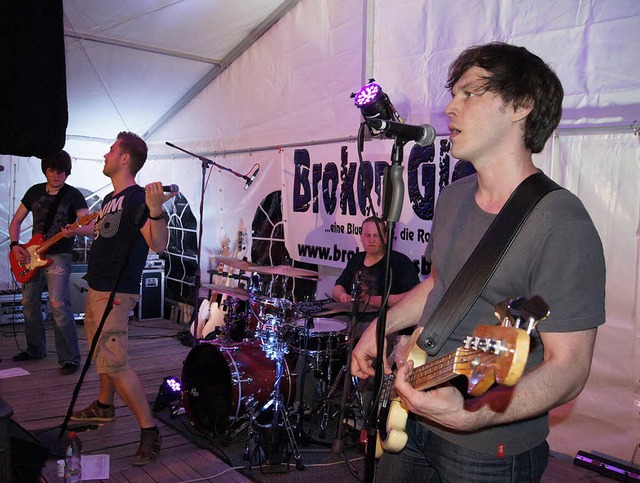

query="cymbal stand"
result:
[331,275,364,453]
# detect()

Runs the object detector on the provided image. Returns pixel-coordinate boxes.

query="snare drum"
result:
[289,317,349,358]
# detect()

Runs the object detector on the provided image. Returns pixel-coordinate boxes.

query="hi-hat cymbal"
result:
[201,283,249,300]
[212,256,259,272]
[319,301,378,315]
[253,265,318,278]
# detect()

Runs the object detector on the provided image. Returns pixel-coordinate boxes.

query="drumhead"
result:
[182,343,233,436]
[293,317,348,335]
[182,340,296,436]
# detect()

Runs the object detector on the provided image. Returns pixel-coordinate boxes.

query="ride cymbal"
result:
[319,301,378,315]
[253,265,318,278]
[212,256,259,272]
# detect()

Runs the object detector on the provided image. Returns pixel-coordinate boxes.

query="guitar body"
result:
[375,323,532,457]
[376,330,428,457]
[198,230,248,339]
[9,212,97,284]
[9,234,52,283]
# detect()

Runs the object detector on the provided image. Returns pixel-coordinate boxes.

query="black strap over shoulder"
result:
[42,183,69,236]
[417,172,562,355]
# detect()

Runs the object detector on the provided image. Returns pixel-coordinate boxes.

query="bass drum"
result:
[182,340,296,435]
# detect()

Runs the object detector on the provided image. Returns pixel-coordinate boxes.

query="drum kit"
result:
[180,256,376,470]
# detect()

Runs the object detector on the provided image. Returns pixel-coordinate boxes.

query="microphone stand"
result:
[165,142,247,346]
[363,138,407,483]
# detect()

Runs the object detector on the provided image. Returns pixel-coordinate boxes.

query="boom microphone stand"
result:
[165,142,250,346]
[363,137,407,483]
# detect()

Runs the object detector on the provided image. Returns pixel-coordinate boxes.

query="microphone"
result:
[243,168,259,190]
[162,184,179,193]
[366,118,436,146]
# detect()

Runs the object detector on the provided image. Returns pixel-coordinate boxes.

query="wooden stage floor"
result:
[0,316,611,482]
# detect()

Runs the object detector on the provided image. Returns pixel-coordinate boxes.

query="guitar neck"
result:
[36,230,68,254]
[35,214,95,256]
[408,348,470,391]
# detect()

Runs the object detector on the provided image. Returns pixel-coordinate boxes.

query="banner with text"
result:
[281,138,466,278]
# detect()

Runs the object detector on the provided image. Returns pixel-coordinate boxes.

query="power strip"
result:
[574,450,640,481]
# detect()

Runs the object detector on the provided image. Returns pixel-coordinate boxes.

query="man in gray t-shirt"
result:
[351,42,605,482]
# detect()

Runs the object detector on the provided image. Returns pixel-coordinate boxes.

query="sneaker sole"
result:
[69,415,115,422]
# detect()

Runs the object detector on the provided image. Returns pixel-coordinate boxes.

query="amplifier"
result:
[0,292,48,325]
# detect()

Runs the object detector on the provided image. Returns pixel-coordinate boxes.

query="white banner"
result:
[282,137,462,278]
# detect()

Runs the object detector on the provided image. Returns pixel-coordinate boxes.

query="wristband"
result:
[9,241,20,249]
[148,213,164,221]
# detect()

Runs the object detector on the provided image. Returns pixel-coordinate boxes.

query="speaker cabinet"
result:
[0,398,49,483]
[139,269,165,321]
[69,263,88,320]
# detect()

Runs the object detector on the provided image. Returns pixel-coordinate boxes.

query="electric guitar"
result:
[373,296,549,457]
[9,212,97,284]
[195,239,231,339]
[205,229,247,337]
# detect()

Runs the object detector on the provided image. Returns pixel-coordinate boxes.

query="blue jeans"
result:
[375,418,549,483]
[22,253,81,365]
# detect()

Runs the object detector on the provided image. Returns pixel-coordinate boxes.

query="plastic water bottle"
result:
[64,431,82,482]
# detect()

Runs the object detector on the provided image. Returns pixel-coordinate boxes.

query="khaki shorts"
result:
[84,288,139,374]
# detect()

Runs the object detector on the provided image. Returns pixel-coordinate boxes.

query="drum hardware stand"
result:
[312,344,347,440]
[331,275,366,453]
[292,319,314,444]
[249,330,305,472]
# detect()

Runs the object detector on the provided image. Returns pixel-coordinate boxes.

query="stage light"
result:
[352,79,396,122]
[152,376,182,414]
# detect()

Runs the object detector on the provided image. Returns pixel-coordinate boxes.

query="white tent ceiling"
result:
[62,0,301,142]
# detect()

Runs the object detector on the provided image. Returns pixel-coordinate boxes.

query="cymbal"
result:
[212,256,259,272]
[253,265,318,278]
[319,301,378,315]
[201,283,249,300]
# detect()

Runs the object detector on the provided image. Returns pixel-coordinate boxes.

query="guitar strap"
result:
[42,184,69,236]
[417,172,562,356]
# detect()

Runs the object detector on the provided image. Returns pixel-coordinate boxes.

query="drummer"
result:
[331,216,419,427]
[332,216,419,327]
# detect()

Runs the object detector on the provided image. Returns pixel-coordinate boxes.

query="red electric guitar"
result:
[9,212,97,283]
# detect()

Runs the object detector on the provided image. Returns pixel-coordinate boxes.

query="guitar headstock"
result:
[459,324,530,395]
[219,238,231,259]
[493,295,550,334]
[236,230,248,256]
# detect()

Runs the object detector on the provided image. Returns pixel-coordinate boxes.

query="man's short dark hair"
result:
[117,131,147,175]
[445,42,563,154]
[41,150,72,175]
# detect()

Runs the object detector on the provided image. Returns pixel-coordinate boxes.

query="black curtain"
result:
[0,0,68,158]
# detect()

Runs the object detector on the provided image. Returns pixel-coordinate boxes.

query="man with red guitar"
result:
[9,150,94,375]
